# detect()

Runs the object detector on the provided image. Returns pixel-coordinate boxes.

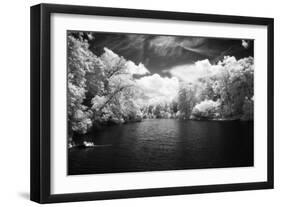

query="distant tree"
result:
[178,82,197,119]
[191,100,221,119]
[176,56,254,120]
[170,99,178,114]
[212,56,254,119]
[241,96,254,120]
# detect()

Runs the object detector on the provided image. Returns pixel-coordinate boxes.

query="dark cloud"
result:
[81,31,253,75]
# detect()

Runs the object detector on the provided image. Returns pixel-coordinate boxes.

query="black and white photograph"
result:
[28,2,274,203]
[67,31,254,175]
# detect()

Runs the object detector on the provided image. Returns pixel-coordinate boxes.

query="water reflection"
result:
[68,119,253,175]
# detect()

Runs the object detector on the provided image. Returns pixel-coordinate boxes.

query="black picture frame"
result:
[30,3,274,204]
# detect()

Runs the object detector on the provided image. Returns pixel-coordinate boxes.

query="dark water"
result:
[68,119,253,175]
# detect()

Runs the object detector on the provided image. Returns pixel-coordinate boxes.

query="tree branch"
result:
[98,84,133,112]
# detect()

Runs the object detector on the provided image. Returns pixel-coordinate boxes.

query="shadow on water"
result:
[68,119,253,175]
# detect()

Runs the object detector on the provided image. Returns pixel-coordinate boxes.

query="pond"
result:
[68,119,253,175]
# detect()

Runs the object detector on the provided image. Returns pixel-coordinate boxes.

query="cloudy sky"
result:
[81,31,254,105]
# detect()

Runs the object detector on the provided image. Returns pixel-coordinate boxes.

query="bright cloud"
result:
[166,59,222,83]
[136,74,179,105]
[103,48,150,76]
[125,61,150,75]
[165,56,250,84]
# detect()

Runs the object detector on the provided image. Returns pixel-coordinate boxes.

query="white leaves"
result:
[67,35,94,134]
[176,56,254,120]
[193,100,221,111]
[71,118,92,134]
[68,82,86,102]
[91,95,107,109]
[192,100,221,119]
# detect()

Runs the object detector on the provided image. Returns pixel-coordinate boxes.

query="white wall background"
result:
[0,0,279,206]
